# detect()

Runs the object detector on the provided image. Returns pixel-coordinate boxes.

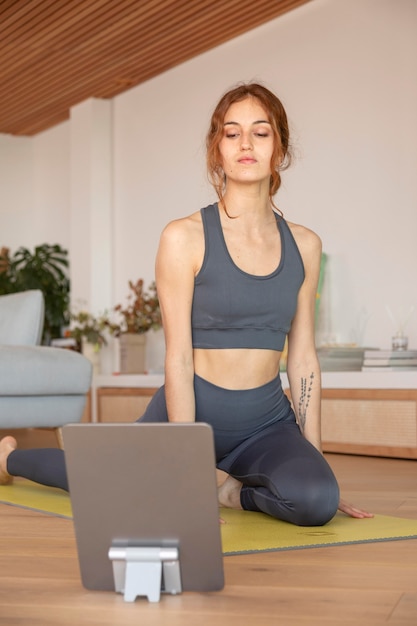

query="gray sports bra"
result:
[191,203,305,351]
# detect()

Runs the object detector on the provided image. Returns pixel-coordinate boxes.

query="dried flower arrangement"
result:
[112,279,162,335]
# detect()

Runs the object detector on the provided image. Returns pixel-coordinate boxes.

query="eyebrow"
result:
[223,119,271,126]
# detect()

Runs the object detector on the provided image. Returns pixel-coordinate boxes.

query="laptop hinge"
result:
[108,544,182,602]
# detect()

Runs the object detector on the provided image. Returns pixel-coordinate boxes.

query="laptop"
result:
[62,422,224,601]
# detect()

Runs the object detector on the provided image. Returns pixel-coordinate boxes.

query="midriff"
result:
[193,347,282,390]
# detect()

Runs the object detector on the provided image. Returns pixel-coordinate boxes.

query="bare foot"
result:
[0,436,17,485]
[218,474,243,510]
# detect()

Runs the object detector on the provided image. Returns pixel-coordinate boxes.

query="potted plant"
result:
[0,244,70,344]
[69,311,112,351]
[68,310,116,375]
[111,279,162,374]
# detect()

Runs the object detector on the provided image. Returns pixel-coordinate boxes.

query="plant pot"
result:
[81,339,101,376]
[119,333,147,374]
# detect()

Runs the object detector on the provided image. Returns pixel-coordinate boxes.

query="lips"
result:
[238,158,257,164]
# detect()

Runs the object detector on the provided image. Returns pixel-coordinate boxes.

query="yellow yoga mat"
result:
[219,508,417,554]
[0,478,72,519]
[2,479,417,555]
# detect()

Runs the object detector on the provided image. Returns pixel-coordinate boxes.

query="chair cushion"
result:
[0,396,88,429]
[0,346,92,395]
[0,290,44,345]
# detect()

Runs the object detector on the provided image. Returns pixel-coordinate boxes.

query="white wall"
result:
[0,123,70,251]
[33,122,71,248]
[0,133,33,250]
[0,0,416,352]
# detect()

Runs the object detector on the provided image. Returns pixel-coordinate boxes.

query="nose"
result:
[240,132,252,150]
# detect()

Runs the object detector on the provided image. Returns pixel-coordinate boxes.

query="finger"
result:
[338,501,374,518]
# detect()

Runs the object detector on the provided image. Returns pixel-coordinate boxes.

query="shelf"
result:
[93,370,417,392]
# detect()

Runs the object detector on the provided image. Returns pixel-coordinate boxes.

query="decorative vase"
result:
[81,339,101,376]
[392,334,408,351]
[119,333,147,374]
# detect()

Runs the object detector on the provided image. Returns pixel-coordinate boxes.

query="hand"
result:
[338,497,374,519]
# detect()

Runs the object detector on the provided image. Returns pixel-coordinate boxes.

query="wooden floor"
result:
[0,453,416,625]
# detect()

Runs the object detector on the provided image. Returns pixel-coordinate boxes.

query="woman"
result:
[0,83,371,525]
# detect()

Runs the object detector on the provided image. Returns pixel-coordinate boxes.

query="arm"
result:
[286,226,373,519]
[155,217,199,423]
[286,227,322,451]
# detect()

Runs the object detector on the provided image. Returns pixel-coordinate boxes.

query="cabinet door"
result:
[97,387,158,423]
[321,388,417,459]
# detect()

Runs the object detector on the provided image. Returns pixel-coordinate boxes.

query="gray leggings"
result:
[7,374,339,526]
[140,374,340,526]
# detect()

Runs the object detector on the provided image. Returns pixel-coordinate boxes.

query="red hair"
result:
[206,83,292,213]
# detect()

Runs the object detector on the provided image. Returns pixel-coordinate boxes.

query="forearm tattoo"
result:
[298,373,314,433]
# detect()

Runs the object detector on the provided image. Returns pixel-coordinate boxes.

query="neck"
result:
[219,190,272,221]
[221,181,272,219]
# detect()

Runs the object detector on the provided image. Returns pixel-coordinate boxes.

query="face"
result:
[218,97,275,186]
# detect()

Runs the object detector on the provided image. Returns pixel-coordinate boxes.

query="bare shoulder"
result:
[157,210,204,273]
[287,221,322,260]
[160,210,202,244]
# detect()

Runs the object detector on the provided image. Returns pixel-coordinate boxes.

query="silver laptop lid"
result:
[62,422,224,597]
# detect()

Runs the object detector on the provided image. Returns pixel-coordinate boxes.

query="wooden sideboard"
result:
[92,374,164,424]
[320,387,417,459]
[96,386,157,422]
[91,371,417,459]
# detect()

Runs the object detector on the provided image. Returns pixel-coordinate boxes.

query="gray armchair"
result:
[0,290,92,439]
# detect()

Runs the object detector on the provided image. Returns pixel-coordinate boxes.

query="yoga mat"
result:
[2,479,417,554]
[0,478,72,519]
[219,508,417,554]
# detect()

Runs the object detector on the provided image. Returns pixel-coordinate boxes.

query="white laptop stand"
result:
[108,544,182,602]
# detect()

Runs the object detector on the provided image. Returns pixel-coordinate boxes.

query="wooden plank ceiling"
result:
[0,0,310,136]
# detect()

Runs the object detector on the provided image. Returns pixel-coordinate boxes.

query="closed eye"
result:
[225,131,270,139]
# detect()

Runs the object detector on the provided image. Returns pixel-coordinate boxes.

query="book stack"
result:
[317,346,365,371]
[362,349,417,371]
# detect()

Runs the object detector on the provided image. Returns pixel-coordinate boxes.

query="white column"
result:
[69,98,113,314]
